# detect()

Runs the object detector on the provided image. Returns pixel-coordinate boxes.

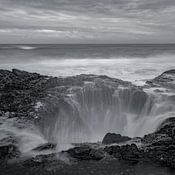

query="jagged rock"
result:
[104,140,175,166]
[64,146,105,161]
[146,69,175,89]
[104,144,140,163]
[0,110,4,116]
[12,69,37,77]
[119,144,140,163]
[1,68,175,170]
[151,137,173,146]
[144,145,175,168]
[23,153,66,169]
[64,146,91,160]
[156,117,175,138]
[104,145,121,155]
[142,117,175,146]
[141,117,175,168]
[0,143,20,162]
[102,133,131,144]
[32,143,57,151]
[0,144,20,160]
[89,149,105,160]
[142,133,172,145]
[0,136,20,163]
[0,136,18,145]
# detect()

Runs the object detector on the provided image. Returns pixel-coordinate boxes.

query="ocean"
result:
[0,44,175,85]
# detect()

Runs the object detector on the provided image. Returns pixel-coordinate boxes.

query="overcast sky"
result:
[0,0,175,44]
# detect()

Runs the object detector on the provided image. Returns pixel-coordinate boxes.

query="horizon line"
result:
[0,43,175,45]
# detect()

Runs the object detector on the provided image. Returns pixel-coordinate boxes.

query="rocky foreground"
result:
[0,69,175,174]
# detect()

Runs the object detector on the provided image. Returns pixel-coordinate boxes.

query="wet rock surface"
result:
[0,136,21,163]
[0,69,175,173]
[64,146,105,161]
[104,144,141,163]
[102,133,131,144]
[146,69,175,89]
[23,153,66,170]
[0,69,133,121]
[141,117,175,168]
[32,143,57,151]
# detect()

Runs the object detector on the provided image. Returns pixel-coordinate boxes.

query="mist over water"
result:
[0,44,175,85]
[40,83,175,147]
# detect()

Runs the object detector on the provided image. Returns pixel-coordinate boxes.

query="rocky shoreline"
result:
[0,69,175,174]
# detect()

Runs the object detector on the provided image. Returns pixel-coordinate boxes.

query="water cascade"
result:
[40,80,175,146]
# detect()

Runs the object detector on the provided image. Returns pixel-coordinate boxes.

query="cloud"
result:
[0,0,175,43]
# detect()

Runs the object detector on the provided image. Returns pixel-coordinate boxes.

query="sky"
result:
[0,0,175,44]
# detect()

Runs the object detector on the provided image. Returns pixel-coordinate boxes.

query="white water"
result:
[0,117,47,153]
[40,81,175,146]
[0,54,175,86]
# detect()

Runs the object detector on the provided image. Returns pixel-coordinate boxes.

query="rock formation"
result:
[102,133,131,144]
[0,69,175,172]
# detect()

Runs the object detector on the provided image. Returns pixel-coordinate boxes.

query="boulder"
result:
[104,145,121,155]
[144,145,175,168]
[104,144,140,163]
[0,144,20,161]
[32,143,57,151]
[0,136,20,163]
[120,144,141,162]
[141,117,175,168]
[102,133,131,144]
[65,146,104,161]
[23,153,66,170]
[142,117,175,147]
[89,149,105,160]
[156,117,175,138]
[142,133,173,145]
[151,137,173,146]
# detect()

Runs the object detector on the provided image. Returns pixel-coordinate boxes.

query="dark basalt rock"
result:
[0,135,20,163]
[102,117,175,167]
[89,148,105,160]
[104,144,141,163]
[164,70,175,74]
[104,145,121,155]
[0,144,20,160]
[0,136,18,145]
[0,69,134,121]
[102,133,131,144]
[23,153,66,170]
[64,146,105,161]
[0,143,20,163]
[146,69,175,89]
[156,117,175,138]
[119,144,141,163]
[1,68,175,170]
[32,143,57,151]
[142,117,175,146]
[144,145,175,168]
[142,133,173,145]
[141,117,175,168]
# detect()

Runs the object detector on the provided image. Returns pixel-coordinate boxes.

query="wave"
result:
[15,45,38,50]
[0,45,38,50]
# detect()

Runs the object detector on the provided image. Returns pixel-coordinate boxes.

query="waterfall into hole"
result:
[39,81,175,149]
